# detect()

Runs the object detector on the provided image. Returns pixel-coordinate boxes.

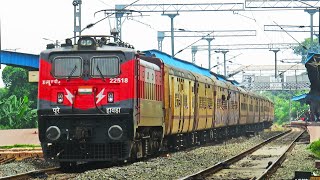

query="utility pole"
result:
[269,49,280,79]
[304,9,317,44]
[191,46,198,64]
[203,37,214,70]
[73,0,82,43]
[115,5,125,41]
[157,31,165,51]
[215,50,229,76]
[162,14,179,57]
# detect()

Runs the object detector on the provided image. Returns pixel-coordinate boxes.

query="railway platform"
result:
[290,121,320,142]
[0,128,39,146]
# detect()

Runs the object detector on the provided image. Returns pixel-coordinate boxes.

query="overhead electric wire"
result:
[273,21,307,50]
[174,30,217,57]
[81,0,141,33]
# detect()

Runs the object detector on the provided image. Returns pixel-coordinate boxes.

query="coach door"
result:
[178,76,185,133]
[181,74,193,133]
[170,74,184,134]
[205,82,214,129]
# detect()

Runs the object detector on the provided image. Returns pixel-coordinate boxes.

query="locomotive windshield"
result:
[53,56,82,78]
[91,56,120,77]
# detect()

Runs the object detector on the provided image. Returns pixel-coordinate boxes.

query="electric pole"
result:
[269,49,280,79]
[160,29,256,69]
[114,2,244,56]
[73,0,82,43]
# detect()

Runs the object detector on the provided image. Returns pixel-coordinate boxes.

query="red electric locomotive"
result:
[38,36,164,167]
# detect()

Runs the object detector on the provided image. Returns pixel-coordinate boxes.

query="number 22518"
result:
[109,78,128,83]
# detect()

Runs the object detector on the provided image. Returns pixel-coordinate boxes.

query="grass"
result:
[0,144,41,149]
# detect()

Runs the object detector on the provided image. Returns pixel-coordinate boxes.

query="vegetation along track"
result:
[180,128,304,180]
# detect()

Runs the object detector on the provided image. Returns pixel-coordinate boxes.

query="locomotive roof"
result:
[41,44,136,54]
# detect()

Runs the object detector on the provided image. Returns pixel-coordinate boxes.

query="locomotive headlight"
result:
[108,92,114,103]
[78,37,96,50]
[80,39,93,46]
[57,92,64,104]
[108,125,123,140]
[46,126,61,141]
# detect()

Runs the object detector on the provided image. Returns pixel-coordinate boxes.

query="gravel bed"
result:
[0,130,284,179]
[0,158,58,177]
[270,143,320,179]
[64,130,285,180]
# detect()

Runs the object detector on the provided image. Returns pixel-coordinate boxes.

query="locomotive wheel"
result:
[60,162,77,171]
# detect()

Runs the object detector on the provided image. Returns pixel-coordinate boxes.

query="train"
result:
[37,35,274,167]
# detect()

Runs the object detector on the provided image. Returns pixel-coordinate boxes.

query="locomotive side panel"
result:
[138,60,164,127]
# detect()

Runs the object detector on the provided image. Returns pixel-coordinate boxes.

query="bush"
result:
[308,139,320,159]
[0,95,37,129]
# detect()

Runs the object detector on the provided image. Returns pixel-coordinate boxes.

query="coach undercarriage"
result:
[130,121,271,161]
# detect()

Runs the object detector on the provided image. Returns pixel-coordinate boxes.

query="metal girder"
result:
[245,0,320,9]
[0,51,39,69]
[248,82,310,91]
[264,25,319,32]
[161,30,256,37]
[118,3,244,12]
[232,64,306,71]
[195,43,299,50]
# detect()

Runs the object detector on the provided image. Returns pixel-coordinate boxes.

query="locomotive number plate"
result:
[106,107,121,114]
[109,78,128,83]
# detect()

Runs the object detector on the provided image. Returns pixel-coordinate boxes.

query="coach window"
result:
[53,56,82,78]
[91,56,120,77]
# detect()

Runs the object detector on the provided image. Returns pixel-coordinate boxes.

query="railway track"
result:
[0,157,15,165]
[0,167,60,180]
[0,148,43,164]
[180,128,304,180]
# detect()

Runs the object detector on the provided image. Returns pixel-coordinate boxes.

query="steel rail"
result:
[179,129,292,180]
[0,167,60,180]
[257,129,306,179]
[0,157,15,165]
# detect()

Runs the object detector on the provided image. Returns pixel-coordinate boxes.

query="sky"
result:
[0,0,318,87]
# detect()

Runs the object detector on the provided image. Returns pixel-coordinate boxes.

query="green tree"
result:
[261,90,309,125]
[2,66,37,108]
